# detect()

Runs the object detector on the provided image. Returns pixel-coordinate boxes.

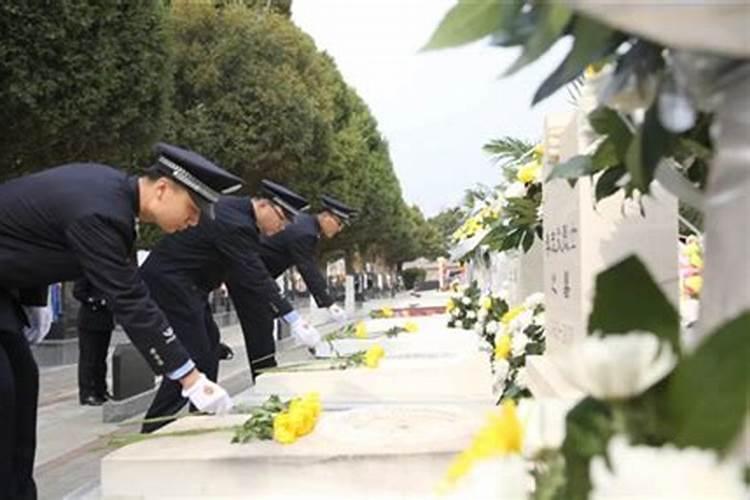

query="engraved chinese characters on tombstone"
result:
[542,111,679,355]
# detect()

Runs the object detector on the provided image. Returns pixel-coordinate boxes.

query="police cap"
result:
[151,143,244,219]
[259,179,309,218]
[321,195,357,225]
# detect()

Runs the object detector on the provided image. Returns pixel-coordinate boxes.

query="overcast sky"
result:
[293,0,573,216]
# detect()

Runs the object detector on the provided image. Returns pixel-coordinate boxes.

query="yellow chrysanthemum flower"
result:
[439,400,523,491]
[517,160,542,184]
[404,321,419,333]
[381,307,395,318]
[364,344,385,368]
[301,392,321,419]
[685,275,703,296]
[445,299,455,313]
[585,64,602,78]
[354,321,367,339]
[480,296,492,311]
[272,412,297,444]
[501,305,526,325]
[494,334,512,360]
[533,143,544,158]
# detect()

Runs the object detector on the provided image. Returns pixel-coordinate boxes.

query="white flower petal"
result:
[552,333,677,399]
[591,436,746,500]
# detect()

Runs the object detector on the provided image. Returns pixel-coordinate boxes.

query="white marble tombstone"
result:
[100,405,489,499]
[527,106,679,397]
[344,275,355,314]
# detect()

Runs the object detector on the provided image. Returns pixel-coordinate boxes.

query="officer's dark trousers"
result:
[77,326,112,399]
[0,291,38,500]
[140,274,220,434]
[238,295,277,381]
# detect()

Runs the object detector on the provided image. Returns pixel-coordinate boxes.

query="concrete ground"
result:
[33,292,440,499]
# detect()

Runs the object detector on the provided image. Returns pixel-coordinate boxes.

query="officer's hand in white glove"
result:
[290,318,321,348]
[327,303,347,323]
[181,373,233,414]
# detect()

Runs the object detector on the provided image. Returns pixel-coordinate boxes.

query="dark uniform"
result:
[140,183,308,433]
[0,143,241,500]
[73,278,115,404]
[247,196,357,375]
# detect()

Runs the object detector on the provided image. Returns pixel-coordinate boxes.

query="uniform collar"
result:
[128,176,140,216]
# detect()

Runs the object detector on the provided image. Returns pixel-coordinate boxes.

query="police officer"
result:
[0,143,240,500]
[245,195,357,376]
[73,277,115,406]
[140,180,320,433]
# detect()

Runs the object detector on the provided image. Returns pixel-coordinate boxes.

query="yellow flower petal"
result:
[494,334,512,360]
[404,321,419,333]
[354,321,367,339]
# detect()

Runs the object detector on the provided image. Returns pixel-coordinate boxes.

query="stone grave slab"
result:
[247,351,494,407]
[101,405,489,499]
[315,329,480,359]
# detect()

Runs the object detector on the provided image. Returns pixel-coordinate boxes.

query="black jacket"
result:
[142,196,294,329]
[260,213,334,308]
[73,278,115,331]
[0,164,189,374]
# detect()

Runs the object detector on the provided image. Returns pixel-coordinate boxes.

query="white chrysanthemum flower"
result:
[591,436,747,500]
[552,333,677,399]
[532,311,545,327]
[451,308,460,317]
[510,310,534,334]
[477,308,488,321]
[444,456,532,500]
[518,398,576,458]
[505,181,527,199]
[494,358,510,383]
[466,310,476,320]
[461,296,472,305]
[473,321,484,334]
[523,292,544,308]
[511,332,530,357]
[514,366,529,389]
[485,320,499,335]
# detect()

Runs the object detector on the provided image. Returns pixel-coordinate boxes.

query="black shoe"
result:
[218,342,234,361]
[79,394,106,406]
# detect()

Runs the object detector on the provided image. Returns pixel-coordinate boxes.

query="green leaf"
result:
[533,17,625,104]
[561,398,614,500]
[588,106,632,159]
[588,255,680,354]
[639,103,675,191]
[625,128,648,192]
[594,165,626,201]
[504,3,573,76]
[423,0,506,50]
[521,228,535,252]
[591,138,618,171]
[667,312,750,451]
[546,155,593,184]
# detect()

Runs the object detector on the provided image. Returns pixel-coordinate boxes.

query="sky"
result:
[292,0,573,216]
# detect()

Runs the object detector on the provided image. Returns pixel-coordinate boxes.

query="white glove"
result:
[327,304,347,323]
[22,305,54,345]
[181,374,233,414]
[289,318,321,348]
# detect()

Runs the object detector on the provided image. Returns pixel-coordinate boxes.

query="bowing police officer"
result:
[139,179,321,433]
[245,195,357,376]
[0,143,240,500]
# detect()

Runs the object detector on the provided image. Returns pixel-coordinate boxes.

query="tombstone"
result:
[247,351,494,407]
[499,241,544,306]
[100,405,488,499]
[526,106,679,397]
[111,343,154,400]
[344,275,355,314]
